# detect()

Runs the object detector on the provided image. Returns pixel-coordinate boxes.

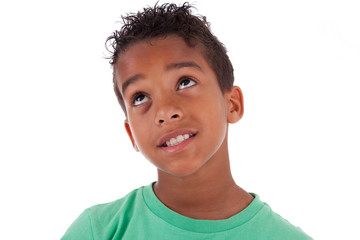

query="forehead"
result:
[114,36,209,91]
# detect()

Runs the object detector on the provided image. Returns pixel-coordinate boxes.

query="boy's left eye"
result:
[178,78,196,90]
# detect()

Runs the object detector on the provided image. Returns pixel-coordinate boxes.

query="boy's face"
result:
[115,35,242,177]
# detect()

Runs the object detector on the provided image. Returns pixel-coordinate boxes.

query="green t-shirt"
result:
[62,183,311,239]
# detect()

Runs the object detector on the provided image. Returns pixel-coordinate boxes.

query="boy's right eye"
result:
[132,93,149,106]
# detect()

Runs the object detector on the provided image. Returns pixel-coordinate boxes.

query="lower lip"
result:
[159,135,195,153]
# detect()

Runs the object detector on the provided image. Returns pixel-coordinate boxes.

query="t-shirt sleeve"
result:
[61,209,94,240]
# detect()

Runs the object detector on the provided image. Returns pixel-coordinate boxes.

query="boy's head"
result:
[106,2,234,113]
[106,2,244,177]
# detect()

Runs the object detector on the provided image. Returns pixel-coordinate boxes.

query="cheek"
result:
[128,119,151,149]
[209,113,227,141]
[193,93,228,141]
[200,91,228,122]
[206,95,228,138]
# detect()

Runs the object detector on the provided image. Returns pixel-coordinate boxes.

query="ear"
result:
[124,120,139,152]
[225,86,244,123]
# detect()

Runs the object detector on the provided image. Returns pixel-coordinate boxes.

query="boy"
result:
[62,3,312,239]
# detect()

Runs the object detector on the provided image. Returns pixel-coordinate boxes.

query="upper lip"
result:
[157,129,197,147]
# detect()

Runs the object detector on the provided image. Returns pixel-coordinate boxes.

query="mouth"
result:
[158,130,197,148]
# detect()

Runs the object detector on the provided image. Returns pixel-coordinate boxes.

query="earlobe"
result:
[226,86,244,123]
[124,120,139,152]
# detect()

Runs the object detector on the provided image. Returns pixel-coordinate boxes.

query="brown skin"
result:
[115,35,253,220]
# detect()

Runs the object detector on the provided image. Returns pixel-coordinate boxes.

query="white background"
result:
[0,0,359,239]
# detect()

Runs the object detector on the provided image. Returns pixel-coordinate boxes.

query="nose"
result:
[155,100,183,126]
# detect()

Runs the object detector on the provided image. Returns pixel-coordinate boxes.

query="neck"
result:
[153,141,253,220]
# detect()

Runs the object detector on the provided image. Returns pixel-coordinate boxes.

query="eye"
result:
[132,93,149,106]
[178,77,197,90]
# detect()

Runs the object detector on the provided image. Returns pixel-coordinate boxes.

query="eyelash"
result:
[177,76,197,90]
[131,92,148,106]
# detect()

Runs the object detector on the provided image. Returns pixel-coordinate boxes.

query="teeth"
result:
[176,135,184,142]
[164,134,193,147]
[170,138,177,145]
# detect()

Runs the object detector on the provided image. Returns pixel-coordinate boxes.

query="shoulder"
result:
[87,187,141,218]
[61,208,94,240]
[254,200,312,240]
[61,186,144,240]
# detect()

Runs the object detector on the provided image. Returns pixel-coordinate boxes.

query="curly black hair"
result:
[106,2,234,113]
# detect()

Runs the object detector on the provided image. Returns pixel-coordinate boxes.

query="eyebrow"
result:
[122,74,145,96]
[121,61,202,96]
[165,61,203,72]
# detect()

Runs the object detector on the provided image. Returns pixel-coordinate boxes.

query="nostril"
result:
[157,114,180,125]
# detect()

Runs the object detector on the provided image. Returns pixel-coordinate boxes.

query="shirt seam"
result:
[225,203,266,232]
[142,186,267,234]
[85,208,95,240]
